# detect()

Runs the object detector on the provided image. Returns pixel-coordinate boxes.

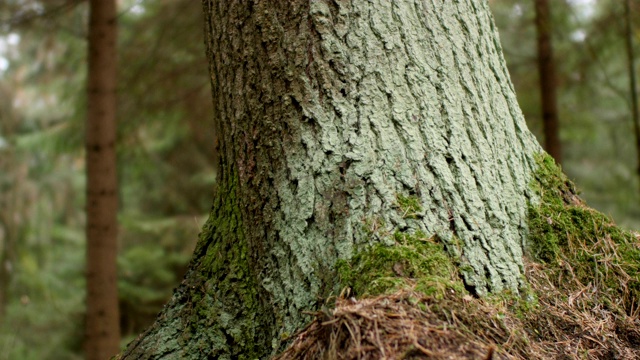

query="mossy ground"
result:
[528,153,640,316]
[275,153,640,359]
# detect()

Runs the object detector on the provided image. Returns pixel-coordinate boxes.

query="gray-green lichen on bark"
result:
[121,0,543,358]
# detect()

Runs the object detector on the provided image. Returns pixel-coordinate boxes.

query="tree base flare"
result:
[273,154,640,359]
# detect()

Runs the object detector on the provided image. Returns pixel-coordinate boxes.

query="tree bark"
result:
[121,1,542,358]
[85,0,120,358]
[624,0,640,188]
[534,0,562,164]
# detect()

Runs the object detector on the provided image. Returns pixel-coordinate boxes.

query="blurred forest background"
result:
[0,0,638,358]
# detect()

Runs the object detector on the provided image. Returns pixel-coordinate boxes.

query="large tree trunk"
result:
[121,0,542,358]
[85,0,120,358]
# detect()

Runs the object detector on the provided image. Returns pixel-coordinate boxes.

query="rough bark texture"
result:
[85,0,121,358]
[121,1,542,358]
[534,0,562,164]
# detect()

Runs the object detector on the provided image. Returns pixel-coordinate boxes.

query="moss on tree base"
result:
[274,153,640,359]
[336,230,464,298]
[528,153,640,316]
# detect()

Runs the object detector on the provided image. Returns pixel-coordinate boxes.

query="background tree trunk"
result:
[534,0,562,164]
[122,1,542,358]
[624,0,640,188]
[0,217,14,322]
[85,0,120,358]
[0,83,20,324]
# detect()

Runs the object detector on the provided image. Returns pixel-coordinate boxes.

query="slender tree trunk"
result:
[121,1,542,358]
[0,252,6,322]
[85,0,120,358]
[0,218,11,322]
[0,212,20,323]
[534,0,562,164]
[625,0,640,187]
[0,87,18,323]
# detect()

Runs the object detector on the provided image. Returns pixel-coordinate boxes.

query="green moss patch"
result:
[395,194,423,219]
[179,176,272,359]
[528,153,640,315]
[335,230,463,297]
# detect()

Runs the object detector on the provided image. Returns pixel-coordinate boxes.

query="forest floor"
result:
[275,258,640,359]
[275,155,640,359]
